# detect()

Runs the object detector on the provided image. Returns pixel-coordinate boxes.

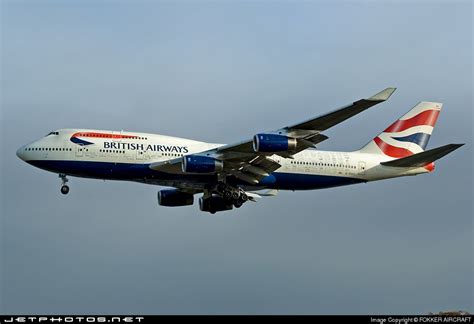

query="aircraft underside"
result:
[28,159,365,191]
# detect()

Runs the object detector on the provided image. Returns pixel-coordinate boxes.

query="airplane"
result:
[16,88,464,214]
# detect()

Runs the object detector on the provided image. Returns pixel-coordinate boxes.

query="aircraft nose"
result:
[16,145,26,160]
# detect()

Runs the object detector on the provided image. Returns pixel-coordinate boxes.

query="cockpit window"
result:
[46,131,59,136]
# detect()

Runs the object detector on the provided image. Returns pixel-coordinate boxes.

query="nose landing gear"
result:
[59,174,70,195]
[61,185,70,195]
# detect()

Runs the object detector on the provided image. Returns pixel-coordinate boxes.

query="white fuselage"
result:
[16,129,431,191]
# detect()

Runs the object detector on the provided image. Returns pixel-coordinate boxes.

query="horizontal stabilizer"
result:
[381,144,464,167]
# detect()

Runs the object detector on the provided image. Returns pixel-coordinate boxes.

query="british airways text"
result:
[103,142,189,153]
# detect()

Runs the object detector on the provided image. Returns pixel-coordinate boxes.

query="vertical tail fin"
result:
[359,102,442,157]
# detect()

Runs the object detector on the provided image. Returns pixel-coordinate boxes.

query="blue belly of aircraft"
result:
[27,160,365,190]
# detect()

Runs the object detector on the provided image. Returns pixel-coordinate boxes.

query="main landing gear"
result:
[200,182,249,214]
[216,182,248,208]
[59,174,70,195]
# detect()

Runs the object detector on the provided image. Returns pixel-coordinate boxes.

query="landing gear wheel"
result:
[61,185,70,195]
[59,174,70,195]
[224,190,232,200]
[239,193,248,202]
[217,182,226,192]
[234,200,243,208]
[232,191,240,200]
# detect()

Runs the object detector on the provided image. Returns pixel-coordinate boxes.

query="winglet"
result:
[368,87,397,102]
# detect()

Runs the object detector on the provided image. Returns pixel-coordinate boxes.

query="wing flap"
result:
[230,171,260,184]
[232,156,281,184]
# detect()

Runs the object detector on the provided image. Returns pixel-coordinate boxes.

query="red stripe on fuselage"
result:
[374,137,414,158]
[384,109,440,133]
[71,132,139,139]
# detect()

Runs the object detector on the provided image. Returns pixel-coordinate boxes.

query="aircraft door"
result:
[136,149,148,160]
[75,145,84,157]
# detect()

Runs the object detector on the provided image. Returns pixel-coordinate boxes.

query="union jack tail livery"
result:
[359,101,442,158]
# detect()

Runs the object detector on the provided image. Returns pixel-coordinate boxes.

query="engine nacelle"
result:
[253,133,297,152]
[158,189,194,207]
[182,155,223,173]
[199,196,233,214]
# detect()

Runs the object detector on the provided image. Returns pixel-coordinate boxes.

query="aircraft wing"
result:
[150,87,396,184]
[283,87,396,132]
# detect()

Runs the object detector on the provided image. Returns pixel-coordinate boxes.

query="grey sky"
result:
[1,0,472,314]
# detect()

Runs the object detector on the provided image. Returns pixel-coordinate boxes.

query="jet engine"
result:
[199,196,233,214]
[182,155,224,173]
[253,133,297,152]
[157,189,194,207]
